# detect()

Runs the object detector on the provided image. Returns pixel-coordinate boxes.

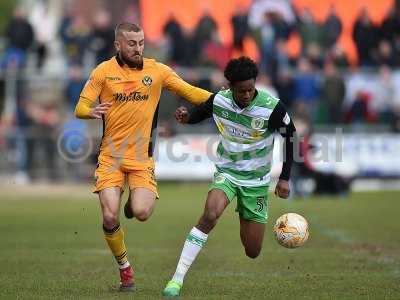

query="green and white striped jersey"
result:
[212,89,279,187]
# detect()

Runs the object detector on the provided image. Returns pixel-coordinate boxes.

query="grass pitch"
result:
[0,183,399,299]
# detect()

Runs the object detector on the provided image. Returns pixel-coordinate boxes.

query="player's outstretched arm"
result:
[174,94,215,125]
[161,63,212,105]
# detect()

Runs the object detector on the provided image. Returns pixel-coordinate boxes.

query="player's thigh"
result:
[239,218,266,250]
[127,166,158,199]
[236,185,269,225]
[98,187,123,218]
[206,172,236,215]
[94,155,125,194]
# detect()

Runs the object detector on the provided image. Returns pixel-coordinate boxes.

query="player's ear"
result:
[114,40,120,52]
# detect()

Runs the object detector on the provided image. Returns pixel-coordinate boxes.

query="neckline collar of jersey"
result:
[231,89,259,111]
[115,53,144,70]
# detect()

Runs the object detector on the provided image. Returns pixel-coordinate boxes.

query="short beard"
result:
[119,52,143,70]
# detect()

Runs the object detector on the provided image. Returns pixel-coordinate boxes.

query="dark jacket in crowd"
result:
[6,18,34,50]
[323,13,342,49]
[91,27,115,64]
[352,18,379,66]
[322,73,346,123]
[231,12,248,49]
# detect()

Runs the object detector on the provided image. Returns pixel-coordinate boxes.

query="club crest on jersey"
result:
[142,75,152,86]
[214,174,226,184]
[251,117,264,129]
[222,111,229,118]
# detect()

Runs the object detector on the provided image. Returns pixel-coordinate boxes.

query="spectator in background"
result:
[163,14,190,65]
[25,99,60,181]
[306,43,324,69]
[322,4,342,51]
[258,11,292,78]
[29,0,56,71]
[345,91,376,124]
[63,63,89,181]
[192,10,217,64]
[352,7,379,67]
[58,3,75,46]
[60,15,91,66]
[1,6,34,184]
[293,57,320,121]
[275,68,295,110]
[90,10,115,65]
[375,40,397,67]
[13,85,32,185]
[231,7,248,51]
[380,6,400,44]
[1,6,34,70]
[271,12,292,76]
[63,63,87,181]
[259,12,276,77]
[65,64,86,112]
[248,0,294,77]
[327,45,350,69]
[272,11,292,41]
[322,61,346,124]
[373,65,396,124]
[202,31,231,70]
[275,39,290,74]
[248,0,296,30]
[297,8,322,56]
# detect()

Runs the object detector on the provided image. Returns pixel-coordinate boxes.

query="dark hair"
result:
[224,56,258,84]
[115,22,143,39]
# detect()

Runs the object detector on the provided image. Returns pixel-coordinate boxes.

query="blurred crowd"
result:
[158,0,400,130]
[1,0,400,185]
[1,1,400,126]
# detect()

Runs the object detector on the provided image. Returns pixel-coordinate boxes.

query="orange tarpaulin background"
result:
[140,0,394,64]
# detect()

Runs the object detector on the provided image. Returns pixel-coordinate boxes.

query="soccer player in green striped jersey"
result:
[163,56,296,297]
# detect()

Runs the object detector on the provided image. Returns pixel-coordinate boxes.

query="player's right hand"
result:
[275,179,290,199]
[90,102,112,119]
[175,106,189,124]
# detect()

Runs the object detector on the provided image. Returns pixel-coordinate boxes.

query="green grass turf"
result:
[0,183,399,299]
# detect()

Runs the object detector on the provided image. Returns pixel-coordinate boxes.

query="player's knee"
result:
[245,246,261,259]
[134,207,152,222]
[103,211,119,228]
[203,209,219,224]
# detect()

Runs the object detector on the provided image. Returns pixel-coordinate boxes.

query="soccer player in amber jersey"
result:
[74,23,212,291]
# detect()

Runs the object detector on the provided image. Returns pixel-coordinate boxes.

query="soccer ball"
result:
[273,213,309,248]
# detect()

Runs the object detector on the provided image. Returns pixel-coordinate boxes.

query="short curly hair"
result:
[224,56,258,84]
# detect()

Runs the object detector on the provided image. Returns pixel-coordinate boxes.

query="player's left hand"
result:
[275,179,290,199]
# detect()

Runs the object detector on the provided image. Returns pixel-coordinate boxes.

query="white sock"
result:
[172,227,208,285]
[119,261,130,269]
